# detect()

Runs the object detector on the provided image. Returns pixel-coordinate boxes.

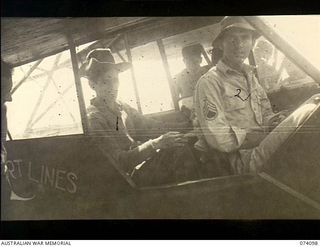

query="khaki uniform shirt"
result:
[194,60,274,173]
[173,65,210,99]
[87,98,161,174]
[87,98,190,175]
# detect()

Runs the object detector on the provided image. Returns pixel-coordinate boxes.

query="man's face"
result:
[183,54,202,71]
[254,44,272,64]
[254,48,271,64]
[95,70,120,100]
[220,28,254,68]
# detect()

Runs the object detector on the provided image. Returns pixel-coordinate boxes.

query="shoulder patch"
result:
[203,98,218,121]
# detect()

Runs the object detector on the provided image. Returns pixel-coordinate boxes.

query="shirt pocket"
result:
[223,86,246,112]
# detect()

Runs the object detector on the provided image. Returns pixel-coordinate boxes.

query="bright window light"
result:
[262,15,320,71]
[7,50,83,140]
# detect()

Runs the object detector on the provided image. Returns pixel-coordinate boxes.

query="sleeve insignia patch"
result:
[203,98,218,121]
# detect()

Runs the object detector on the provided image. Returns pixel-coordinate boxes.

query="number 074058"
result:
[300,241,318,245]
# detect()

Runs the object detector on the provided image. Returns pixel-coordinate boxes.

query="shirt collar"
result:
[91,97,122,113]
[217,60,255,76]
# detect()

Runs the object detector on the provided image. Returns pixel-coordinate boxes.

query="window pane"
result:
[253,36,316,92]
[114,50,138,110]
[262,16,320,71]
[130,41,174,114]
[7,50,83,140]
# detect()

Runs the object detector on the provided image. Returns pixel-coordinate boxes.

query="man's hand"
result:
[267,110,290,129]
[152,131,188,149]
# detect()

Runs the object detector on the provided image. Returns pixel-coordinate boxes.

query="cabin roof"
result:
[1,17,222,67]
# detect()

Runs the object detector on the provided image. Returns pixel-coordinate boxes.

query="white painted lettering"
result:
[55,169,66,191]
[6,158,78,195]
[28,161,39,183]
[66,172,78,193]
[5,160,16,179]
[44,166,55,187]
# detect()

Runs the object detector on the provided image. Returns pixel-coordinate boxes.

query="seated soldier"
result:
[194,16,317,174]
[253,40,279,92]
[80,48,202,186]
[173,43,210,118]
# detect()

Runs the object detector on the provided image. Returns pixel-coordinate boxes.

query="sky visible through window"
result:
[7,50,82,139]
[262,16,320,71]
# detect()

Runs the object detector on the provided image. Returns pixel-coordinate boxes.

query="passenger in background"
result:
[172,44,216,176]
[253,40,279,91]
[173,43,210,118]
[80,49,202,186]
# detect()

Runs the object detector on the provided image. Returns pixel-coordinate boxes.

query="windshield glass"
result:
[261,15,320,72]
